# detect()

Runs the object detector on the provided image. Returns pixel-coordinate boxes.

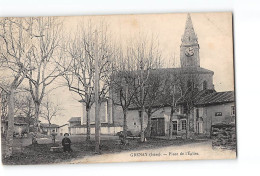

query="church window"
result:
[203,81,208,90]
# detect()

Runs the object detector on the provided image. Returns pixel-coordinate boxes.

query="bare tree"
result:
[164,67,204,139]
[129,34,162,142]
[93,23,115,153]
[60,22,95,141]
[1,88,35,136]
[163,71,183,139]
[143,70,167,138]
[24,17,65,140]
[179,68,202,139]
[111,47,138,144]
[0,18,35,157]
[41,95,63,126]
[14,91,35,129]
[61,20,115,152]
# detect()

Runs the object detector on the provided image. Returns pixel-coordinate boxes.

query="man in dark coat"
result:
[62,133,72,152]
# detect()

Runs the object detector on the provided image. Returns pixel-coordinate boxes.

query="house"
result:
[40,123,60,135]
[1,116,31,137]
[193,91,235,136]
[14,116,30,136]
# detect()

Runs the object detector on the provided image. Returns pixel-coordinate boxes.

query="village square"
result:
[0,13,236,165]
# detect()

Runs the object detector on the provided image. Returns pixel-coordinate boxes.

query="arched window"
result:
[203,81,208,90]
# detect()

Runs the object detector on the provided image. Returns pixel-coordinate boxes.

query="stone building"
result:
[76,13,235,138]
[193,91,235,136]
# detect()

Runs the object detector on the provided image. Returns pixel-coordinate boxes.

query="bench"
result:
[50,146,63,152]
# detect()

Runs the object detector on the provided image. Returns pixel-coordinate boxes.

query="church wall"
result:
[198,73,214,90]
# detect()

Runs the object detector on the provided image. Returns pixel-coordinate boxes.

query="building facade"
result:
[193,91,235,136]
[71,14,235,138]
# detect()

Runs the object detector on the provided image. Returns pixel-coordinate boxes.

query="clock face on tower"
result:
[185,47,194,57]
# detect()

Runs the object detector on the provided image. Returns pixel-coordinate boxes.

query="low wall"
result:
[211,123,236,150]
[70,126,123,135]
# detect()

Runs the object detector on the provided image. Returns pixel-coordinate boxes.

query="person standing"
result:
[62,133,72,152]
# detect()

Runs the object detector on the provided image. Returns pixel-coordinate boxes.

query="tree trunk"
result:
[169,85,175,140]
[86,107,91,141]
[123,109,128,143]
[5,88,14,158]
[146,110,151,138]
[140,106,145,142]
[34,102,40,129]
[169,107,174,140]
[140,66,145,142]
[32,102,40,144]
[186,113,189,139]
[95,102,100,153]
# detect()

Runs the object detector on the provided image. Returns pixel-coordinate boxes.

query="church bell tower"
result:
[180,14,200,68]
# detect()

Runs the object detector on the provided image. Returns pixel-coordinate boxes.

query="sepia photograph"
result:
[0,12,236,165]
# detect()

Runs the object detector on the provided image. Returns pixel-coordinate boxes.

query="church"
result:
[70,14,235,138]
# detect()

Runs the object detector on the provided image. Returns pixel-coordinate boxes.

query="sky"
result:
[39,12,234,125]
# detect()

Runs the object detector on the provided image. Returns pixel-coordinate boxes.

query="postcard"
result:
[0,12,236,165]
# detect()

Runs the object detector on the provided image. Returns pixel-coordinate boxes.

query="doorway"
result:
[197,121,203,134]
[172,121,177,135]
[151,118,165,136]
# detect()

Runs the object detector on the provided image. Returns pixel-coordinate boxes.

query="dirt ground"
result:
[1,135,214,165]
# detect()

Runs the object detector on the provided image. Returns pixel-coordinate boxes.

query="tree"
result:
[164,70,183,139]
[180,67,205,139]
[93,23,115,153]
[61,20,115,152]
[165,67,204,139]
[128,34,162,142]
[41,95,62,126]
[0,18,35,157]
[143,70,167,138]
[24,17,65,139]
[14,91,35,130]
[60,22,96,141]
[111,47,138,144]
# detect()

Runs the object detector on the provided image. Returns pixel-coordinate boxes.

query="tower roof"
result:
[181,13,198,45]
